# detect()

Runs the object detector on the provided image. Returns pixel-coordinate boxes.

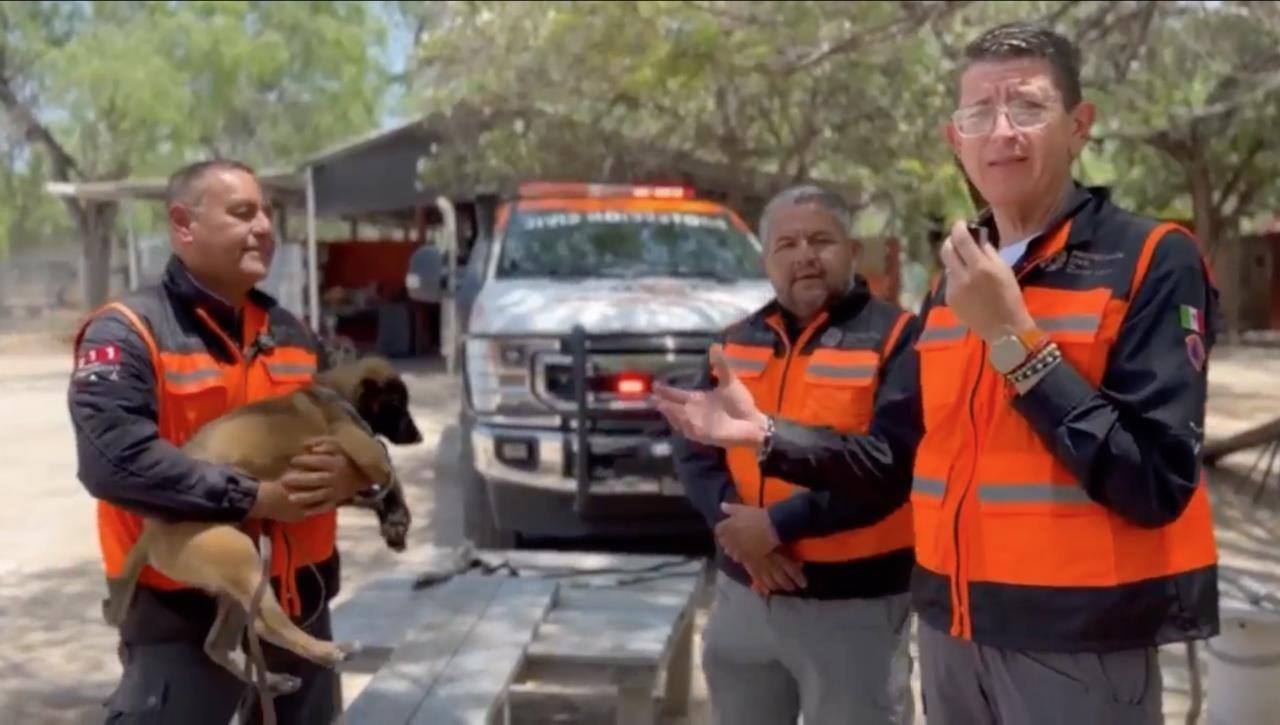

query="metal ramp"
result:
[331,545,705,724]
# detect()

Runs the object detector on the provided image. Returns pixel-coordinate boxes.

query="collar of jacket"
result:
[971,181,1105,254]
[161,255,279,337]
[758,273,873,332]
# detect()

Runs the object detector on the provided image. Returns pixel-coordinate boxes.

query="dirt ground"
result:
[0,344,1276,724]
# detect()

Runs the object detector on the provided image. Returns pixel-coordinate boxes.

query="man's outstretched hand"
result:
[654,344,770,449]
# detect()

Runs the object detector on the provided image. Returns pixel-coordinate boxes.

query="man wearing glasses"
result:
[660,23,1221,723]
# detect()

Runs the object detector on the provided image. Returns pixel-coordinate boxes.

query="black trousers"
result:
[103,595,341,724]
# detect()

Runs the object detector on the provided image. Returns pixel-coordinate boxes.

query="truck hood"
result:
[468,277,775,336]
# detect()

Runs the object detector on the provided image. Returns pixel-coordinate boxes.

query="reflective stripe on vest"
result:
[724,309,914,565]
[78,298,332,617]
[910,218,1218,641]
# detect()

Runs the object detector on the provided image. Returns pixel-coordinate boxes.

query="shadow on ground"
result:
[0,560,122,724]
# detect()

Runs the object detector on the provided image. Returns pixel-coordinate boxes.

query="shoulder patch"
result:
[1179,305,1206,334]
[73,343,123,383]
[1185,333,1206,372]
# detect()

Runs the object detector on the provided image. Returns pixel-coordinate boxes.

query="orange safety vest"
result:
[723,298,914,566]
[75,291,334,617]
[911,210,1218,649]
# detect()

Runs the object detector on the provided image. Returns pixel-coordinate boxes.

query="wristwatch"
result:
[989,326,1047,375]
[756,416,776,464]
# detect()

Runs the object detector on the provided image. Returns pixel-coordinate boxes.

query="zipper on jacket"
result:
[951,341,986,639]
[943,228,1060,639]
[758,314,823,600]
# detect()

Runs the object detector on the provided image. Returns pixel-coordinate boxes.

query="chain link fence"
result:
[0,246,129,346]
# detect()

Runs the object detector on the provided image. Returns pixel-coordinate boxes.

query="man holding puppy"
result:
[660,185,920,725]
[69,159,372,724]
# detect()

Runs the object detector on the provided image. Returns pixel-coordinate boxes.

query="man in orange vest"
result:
[69,159,373,724]
[657,185,920,724]
[666,24,1222,724]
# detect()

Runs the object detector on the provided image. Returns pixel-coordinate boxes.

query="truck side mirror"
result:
[406,245,449,303]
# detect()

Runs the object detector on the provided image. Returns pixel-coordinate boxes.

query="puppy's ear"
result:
[357,377,382,409]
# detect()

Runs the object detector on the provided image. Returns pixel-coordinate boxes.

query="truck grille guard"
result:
[559,324,711,515]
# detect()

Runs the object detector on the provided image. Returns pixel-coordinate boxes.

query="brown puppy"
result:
[101,356,420,702]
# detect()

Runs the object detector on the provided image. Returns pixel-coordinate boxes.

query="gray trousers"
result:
[702,575,914,725]
[918,620,1162,725]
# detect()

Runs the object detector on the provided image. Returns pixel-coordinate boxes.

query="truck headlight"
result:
[465,337,559,415]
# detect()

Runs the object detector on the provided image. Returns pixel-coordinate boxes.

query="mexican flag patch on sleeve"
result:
[1179,305,1205,334]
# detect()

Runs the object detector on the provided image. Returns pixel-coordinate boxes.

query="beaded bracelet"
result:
[1014,354,1062,395]
[1008,342,1062,386]
[1004,336,1052,380]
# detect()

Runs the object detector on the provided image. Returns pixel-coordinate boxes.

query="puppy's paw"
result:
[265,672,302,696]
[311,639,361,669]
[380,508,411,552]
[337,640,363,661]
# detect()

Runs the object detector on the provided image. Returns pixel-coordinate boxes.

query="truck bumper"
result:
[471,423,707,539]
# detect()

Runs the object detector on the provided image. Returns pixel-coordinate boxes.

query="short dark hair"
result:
[165,158,257,206]
[959,23,1083,108]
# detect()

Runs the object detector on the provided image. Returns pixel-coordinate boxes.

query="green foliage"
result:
[409,1,977,245]
[0,142,71,258]
[1083,1,1280,237]
[405,0,1280,262]
[2,0,1277,282]
[0,0,393,256]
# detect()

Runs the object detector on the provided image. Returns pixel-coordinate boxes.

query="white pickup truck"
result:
[408,182,774,547]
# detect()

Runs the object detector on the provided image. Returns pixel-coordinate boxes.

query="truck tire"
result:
[459,423,516,549]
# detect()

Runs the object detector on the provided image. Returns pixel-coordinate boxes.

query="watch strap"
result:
[1017,326,1049,354]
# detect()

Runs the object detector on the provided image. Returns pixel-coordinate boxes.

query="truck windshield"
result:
[496,207,766,281]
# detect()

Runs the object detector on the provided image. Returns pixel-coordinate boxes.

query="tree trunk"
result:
[1187,160,1241,343]
[76,202,118,309]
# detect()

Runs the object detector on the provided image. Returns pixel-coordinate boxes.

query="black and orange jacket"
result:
[779,185,1221,651]
[68,256,337,642]
[672,279,920,599]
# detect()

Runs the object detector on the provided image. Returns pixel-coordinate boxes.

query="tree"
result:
[406,0,1280,324]
[1080,1,1280,337]
[407,1,975,245]
[0,0,392,307]
[0,127,73,260]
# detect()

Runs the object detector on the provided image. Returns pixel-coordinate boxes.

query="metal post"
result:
[305,165,320,332]
[571,324,591,515]
[125,200,139,291]
[435,196,458,374]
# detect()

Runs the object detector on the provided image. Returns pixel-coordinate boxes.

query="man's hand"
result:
[246,479,314,523]
[278,437,373,514]
[654,344,769,449]
[715,502,781,563]
[742,551,807,594]
[939,220,1035,343]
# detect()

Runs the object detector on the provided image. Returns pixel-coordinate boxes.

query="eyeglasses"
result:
[951,100,1056,137]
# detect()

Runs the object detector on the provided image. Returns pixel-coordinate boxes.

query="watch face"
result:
[990,336,1028,374]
